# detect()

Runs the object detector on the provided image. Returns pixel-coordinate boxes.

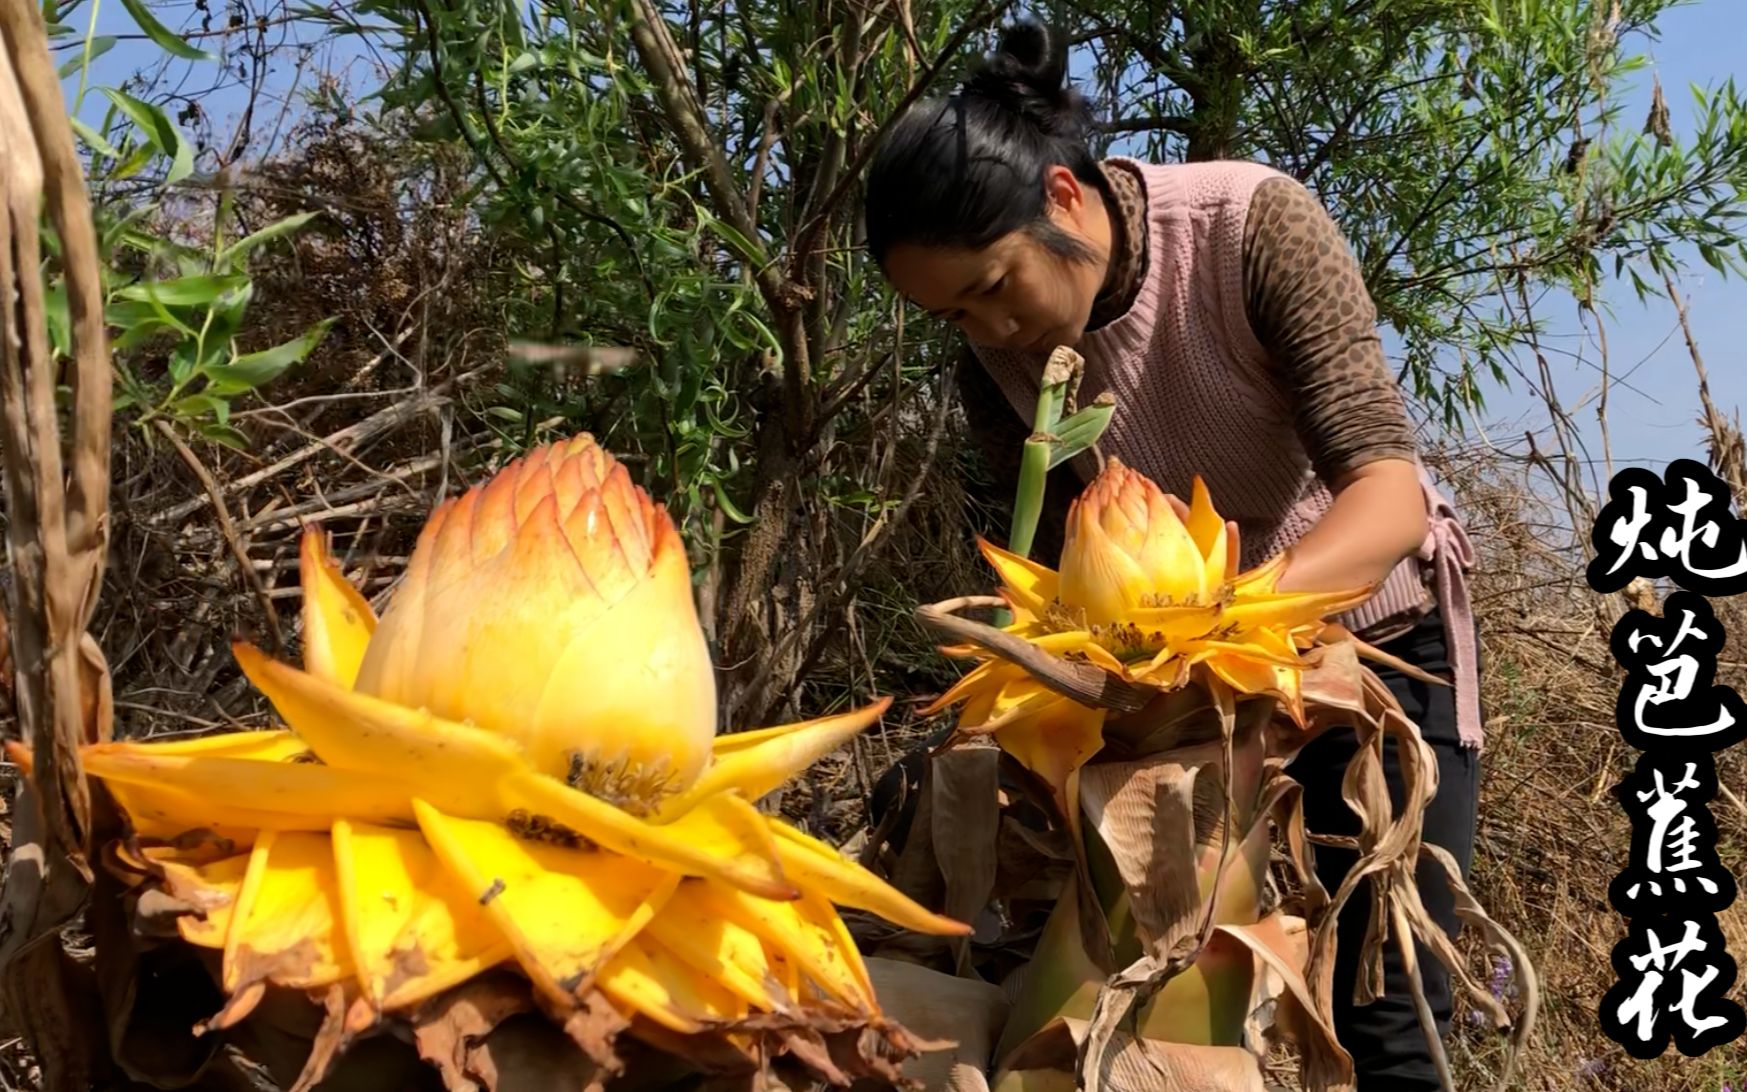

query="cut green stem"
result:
[999,362,1077,627]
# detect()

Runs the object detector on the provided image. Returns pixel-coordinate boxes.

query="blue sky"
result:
[56,1,1747,492]
[1463,0,1747,491]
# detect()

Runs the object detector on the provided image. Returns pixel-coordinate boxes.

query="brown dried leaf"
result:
[470,1013,613,1092]
[0,785,105,1088]
[992,815,1072,906]
[867,746,1002,974]
[773,1025,853,1087]
[1079,754,1201,957]
[202,942,326,1033]
[1645,71,1673,146]
[864,956,1010,1091]
[1259,768,1328,923]
[1414,843,1540,1092]
[996,1017,1268,1092]
[287,984,358,1092]
[1076,683,1259,1092]
[131,888,203,937]
[619,1001,946,1091]
[880,754,944,929]
[412,971,538,1091]
[622,1015,765,1079]
[928,746,1001,974]
[1102,685,1272,760]
[92,843,230,1088]
[751,1007,947,1090]
[1306,702,1438,1016]
[1271,643,1369,765]
[1212,916,1352,1091]
[80,631,114,744]
[1076,727,1267,960]
[561,988,633,1072]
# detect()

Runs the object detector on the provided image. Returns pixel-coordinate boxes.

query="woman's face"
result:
[881,166,1111,353]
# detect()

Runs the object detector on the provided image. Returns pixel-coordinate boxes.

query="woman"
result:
[861,20,1483,1092]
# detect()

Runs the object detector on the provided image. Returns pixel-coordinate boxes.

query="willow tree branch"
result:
[1364,125,1492,284]
[410,0,652,310]
[465,62,653,305]
[1096,115,1195,136]
[1662,265,1747,503]
[1295,90,1371,181]
[792,0,1012,265]
[754,359,958,725]
[624,0,781,305]
[622,0,821,450]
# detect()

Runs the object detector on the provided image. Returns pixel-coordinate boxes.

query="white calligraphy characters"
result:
[1626,763,1722,901]
[1593,462,1747,1059]
[1614,920,1734,1043]
[1602,477,1747,583]
[1626,608,1736,738]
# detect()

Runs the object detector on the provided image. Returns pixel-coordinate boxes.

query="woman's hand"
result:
[1272,458,1427,595]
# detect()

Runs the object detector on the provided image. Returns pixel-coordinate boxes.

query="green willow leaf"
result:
[99,87,195,183]
[118,0,217,62]
[218,212,320,265]
[117,273,248,307]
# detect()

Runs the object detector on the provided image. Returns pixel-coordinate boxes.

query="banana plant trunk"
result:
[985,690,1348,1091]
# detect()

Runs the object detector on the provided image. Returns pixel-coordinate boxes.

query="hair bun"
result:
[962,19,1090,139]
[986,21,1067,92]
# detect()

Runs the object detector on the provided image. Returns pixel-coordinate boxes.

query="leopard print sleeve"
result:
[1241,175,1418,482]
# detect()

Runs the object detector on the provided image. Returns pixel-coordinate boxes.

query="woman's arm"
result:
[1241,175,1428,594]
[1273,458,1426,593]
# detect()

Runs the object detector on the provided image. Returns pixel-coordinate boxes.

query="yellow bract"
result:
[73,434,967,1059]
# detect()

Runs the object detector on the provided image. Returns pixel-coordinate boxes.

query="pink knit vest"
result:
[968,159,1484,750]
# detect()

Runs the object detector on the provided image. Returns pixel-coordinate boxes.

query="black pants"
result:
[1284,607,1482,1090]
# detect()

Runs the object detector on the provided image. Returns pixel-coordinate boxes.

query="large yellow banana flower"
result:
[42,433,965,1088]
[928,457,1372,823]
[351,437,717,803]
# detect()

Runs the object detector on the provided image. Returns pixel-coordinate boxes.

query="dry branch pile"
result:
[97,119,510,737]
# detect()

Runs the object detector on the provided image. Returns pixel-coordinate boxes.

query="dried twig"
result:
[791,0,1011,265]
[913,596,1152,713]
[1662,266,1747,506]
[154,420,285,653]
[150,367,480,526]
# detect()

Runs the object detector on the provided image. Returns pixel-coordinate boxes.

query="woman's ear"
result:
[1041,164,1086,217]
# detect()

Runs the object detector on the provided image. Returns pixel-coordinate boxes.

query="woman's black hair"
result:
[863,19,1106,267]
